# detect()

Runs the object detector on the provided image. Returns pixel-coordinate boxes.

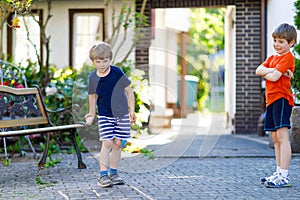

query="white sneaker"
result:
[260,172,278,183]
[98,175,113,188]
[264,174,292,188]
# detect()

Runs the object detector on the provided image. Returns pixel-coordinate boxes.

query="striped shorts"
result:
[97,114,131,141]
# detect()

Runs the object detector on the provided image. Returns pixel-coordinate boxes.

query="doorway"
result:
[149,6,236,132]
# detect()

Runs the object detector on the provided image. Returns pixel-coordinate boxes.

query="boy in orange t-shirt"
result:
[256,23,297,188]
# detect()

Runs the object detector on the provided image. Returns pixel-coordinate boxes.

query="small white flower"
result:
[45,86,58,96]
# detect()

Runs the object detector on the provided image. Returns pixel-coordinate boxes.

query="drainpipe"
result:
[260,0,267,113]
[261,0,267,63]
[257,0,268,136]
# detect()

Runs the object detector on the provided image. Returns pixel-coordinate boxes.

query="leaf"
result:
[3,159,11,166]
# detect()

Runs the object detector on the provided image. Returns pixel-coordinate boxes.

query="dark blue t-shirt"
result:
[88,66,131,117]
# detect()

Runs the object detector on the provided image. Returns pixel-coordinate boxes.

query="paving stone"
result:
[1,113,300,199]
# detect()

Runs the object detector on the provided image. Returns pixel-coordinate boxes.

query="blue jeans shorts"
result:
[264,98,292,131]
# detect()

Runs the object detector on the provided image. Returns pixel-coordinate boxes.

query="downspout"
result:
[257,0,268,136]
[261,0,267,62]
[260,0,267,113]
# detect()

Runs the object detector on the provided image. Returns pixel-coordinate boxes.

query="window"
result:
[7,10,43,65]
[69,9,104,68]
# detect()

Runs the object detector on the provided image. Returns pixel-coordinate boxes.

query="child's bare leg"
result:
[99,140,113,171]
[272,131,281,168]
[109,138,125,185]
[276,127,291,170]
[110,138,122,169]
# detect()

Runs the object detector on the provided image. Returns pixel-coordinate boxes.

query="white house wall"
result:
[165,31,178,105]
[149,9,168,114]
[32,0,134,68]
[165,8,191,105]
[267,0,299,57]
[149,8,190,116]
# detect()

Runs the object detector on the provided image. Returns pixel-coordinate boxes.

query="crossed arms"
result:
[255,65,293,82]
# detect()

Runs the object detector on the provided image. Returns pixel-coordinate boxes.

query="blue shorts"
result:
[97,114,131,141]
[264,98,292,131]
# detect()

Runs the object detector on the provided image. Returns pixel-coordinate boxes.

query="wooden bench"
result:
[0,85,87,169]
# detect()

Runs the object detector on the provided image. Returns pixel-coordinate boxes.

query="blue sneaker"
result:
[264,174,292,188]
[260,172,278,183]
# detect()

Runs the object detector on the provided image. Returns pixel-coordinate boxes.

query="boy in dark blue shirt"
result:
[85,42,136,188]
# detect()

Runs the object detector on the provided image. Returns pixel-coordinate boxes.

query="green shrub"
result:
[293,0,300,103]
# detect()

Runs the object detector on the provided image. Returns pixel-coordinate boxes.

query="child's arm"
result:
[283,69,294,79]
[255,64,274,76]
[264,68,293,82]
[256,64,283,82]
[125,85,136,124]
[85,94,97,126]
[263,69,282,82]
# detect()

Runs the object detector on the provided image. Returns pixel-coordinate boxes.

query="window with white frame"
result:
[69,9,104,69]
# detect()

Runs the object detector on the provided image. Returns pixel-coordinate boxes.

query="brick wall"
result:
[135,1,152,79]
[235,0,262,133]
[149,0,235,8]
[136,0,263,134]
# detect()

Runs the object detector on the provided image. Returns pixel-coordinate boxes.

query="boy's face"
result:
[93,58,111,73]
[273,37,294,56]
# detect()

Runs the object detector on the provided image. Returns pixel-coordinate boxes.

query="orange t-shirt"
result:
[262,51,295,107]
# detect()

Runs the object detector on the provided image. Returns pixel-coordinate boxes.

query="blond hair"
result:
[89,42,113,61]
